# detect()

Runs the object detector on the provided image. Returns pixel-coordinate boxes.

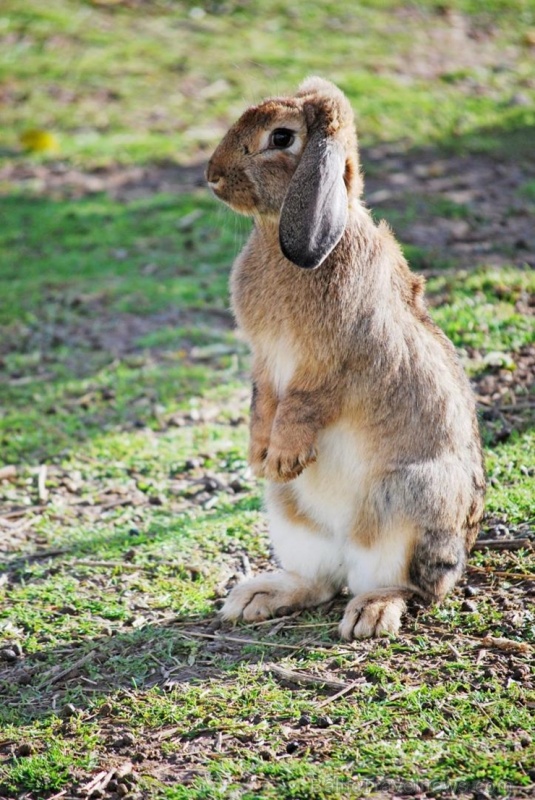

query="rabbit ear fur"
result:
[279,79,352,269]
[279,132,348,269]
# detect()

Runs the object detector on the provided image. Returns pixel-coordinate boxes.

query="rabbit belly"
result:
[268,420,415,593]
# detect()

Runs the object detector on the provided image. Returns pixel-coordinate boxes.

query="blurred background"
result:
[2,0,535,167]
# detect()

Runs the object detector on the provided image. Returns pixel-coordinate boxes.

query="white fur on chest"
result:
[257,336,297,397]
[295,419,372,536]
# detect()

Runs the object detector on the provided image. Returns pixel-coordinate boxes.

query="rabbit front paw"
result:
[248,439,270,477]
[263,441,317,482]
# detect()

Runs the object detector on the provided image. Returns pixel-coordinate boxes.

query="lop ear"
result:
[279,131,348,269]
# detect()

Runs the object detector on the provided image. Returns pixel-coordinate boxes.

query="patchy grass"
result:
[1,0,535,168]
[1,182,534,799]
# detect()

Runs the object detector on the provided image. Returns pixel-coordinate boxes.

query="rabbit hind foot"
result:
[220,570,336,623]
[339,588,413,640]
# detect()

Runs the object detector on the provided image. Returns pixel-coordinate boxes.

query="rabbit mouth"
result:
[209,183,260,216]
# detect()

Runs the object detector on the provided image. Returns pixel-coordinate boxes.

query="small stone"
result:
[461,600,478,613]
[297,714,311,727]
[508,92,530,107]
[316,715,333,728]
[60,703,77,719]
[16,743,33,757]
[113,763,133,779]
[58,605,77,615]
[513,665,529,680]
[464,585,478,597]
[17,671,32,686]
[0,648,18,663]
[520,733,532,748]
[203,477,220,493]
[400,780,421,795]
[116,784,129,797]
[377,778,397,791]
[115,732,136,747]
[129,527,141,536]
[286,741,299,754]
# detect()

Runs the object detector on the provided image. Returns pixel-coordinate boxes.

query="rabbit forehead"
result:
[235,100,304,135]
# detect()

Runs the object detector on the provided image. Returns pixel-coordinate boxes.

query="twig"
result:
[175,630,313,652]
[266,610,304,637]
[37,464,48,503]
[240,553,252,578]
[245,612,309,627]
[0,465,17,481]
[3,548,68,568]
[100,497,141,511]
[152,725,181,742]
[446,642,463,660]
[422,624,532,654]
[0,506,46,520]
[496,400,535,411]
[266,663,348,691]
[79,767,122,796]
[467,565,535,580]
[6,372,54,386]
[41,650,96,686]
[73,559,149,571]
[317,680,364,707]
[480,636,531,655]
[79,770,109,796]
[473,538,532,551]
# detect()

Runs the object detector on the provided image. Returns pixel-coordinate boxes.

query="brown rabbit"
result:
[206,77,485,638]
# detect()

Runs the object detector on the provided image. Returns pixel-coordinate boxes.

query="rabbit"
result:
[206,77,486,638]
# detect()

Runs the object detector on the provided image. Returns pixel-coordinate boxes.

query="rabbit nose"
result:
[206,163,224,187]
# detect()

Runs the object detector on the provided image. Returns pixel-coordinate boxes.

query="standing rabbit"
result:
[206,77,485,638]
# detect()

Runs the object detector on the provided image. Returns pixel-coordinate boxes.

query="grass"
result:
[1,0,535,167]
[1,1,534,798]
[1,184,533,799]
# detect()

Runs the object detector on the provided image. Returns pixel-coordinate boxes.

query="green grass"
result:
[1,184,533,799]
[1,1,534,798]
[1,0,535,167]
[429,267,535,353]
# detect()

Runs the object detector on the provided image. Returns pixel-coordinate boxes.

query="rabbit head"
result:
[206,77,362,269]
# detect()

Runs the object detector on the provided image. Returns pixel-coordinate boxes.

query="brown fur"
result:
[208,77,486,635]
[269,483,322,533]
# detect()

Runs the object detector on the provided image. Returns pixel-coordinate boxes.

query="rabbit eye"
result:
[269,128,295,149]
